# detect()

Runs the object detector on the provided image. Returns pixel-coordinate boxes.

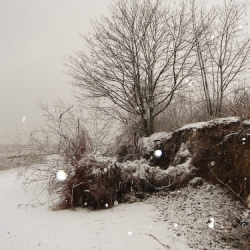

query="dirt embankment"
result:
[140,117,250,204]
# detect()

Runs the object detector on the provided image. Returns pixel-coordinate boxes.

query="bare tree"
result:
[67,0,198,136]
[82,99,121,156]
[191,0,250,117]
[20,100,91,165]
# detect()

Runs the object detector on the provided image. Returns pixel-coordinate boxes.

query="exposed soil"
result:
[140,117,250,204]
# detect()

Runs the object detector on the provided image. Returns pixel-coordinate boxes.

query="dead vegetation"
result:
[13,115,250,214]
[50,117,250,214]
[52,159,194,211]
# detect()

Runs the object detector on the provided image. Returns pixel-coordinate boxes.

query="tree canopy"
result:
[68,0,250,136]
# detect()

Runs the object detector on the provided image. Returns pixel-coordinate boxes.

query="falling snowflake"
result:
[128,231,133,236]
[211,35,215,40]
[154,150,162,158]
[105,203,109,208]
[22,116,26,123]
[56,170,67,181]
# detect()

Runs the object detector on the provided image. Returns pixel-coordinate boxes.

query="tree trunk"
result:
[149,108,154,135]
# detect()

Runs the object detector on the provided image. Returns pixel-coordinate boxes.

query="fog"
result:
[0,0,243,144]
[0,0,111,144]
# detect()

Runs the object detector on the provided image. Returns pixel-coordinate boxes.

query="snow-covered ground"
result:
[0,167,191,250]
[1,141,248,250]
[1,166,246,250]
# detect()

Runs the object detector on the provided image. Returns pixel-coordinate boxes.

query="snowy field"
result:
[0,167,190,250]
[1,121,248,250]
[1,166,245,250]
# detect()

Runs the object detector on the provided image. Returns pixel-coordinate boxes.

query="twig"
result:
[217,132,238,146]
[209,167,247,206]
[71,182,86,205]
[145,233,170,249]
[228,208,242,223]
[228,208,249,225]
[18,185,48,211]
[191,142,209,152]
[59,105,74,123]
[139,176,174,190]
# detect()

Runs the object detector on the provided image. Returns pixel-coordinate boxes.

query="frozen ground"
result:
[1,166,247,250]
[0,167,190,250]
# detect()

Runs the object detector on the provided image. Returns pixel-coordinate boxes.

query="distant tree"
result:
[67,0,198,136]
[191,0,250,117]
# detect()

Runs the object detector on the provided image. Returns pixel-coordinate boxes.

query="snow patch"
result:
[173,143,191,165]
[243,120,250,126]
[139,132,171,153]
[178,117,241,131]
[165,158,195,182]
[80,153,116,165]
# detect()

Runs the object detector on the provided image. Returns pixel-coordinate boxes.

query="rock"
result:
[189,177,204,187]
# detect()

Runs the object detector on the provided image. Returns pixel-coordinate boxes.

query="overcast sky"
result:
[0,0,243,144]
[0,0,112,144]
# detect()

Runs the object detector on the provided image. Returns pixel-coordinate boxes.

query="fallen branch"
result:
[145,233,170,249]
[18,185,48,211]
[209,167,247,206]
[228,208,249,226]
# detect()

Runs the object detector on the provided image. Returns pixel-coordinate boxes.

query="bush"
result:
[17,100,91,208]
[222,86,250,119]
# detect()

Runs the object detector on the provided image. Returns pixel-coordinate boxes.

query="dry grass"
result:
[0,144,47,171]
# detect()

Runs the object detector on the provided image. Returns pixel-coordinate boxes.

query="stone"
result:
[189,177,204,187]
[205,184,215,192]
